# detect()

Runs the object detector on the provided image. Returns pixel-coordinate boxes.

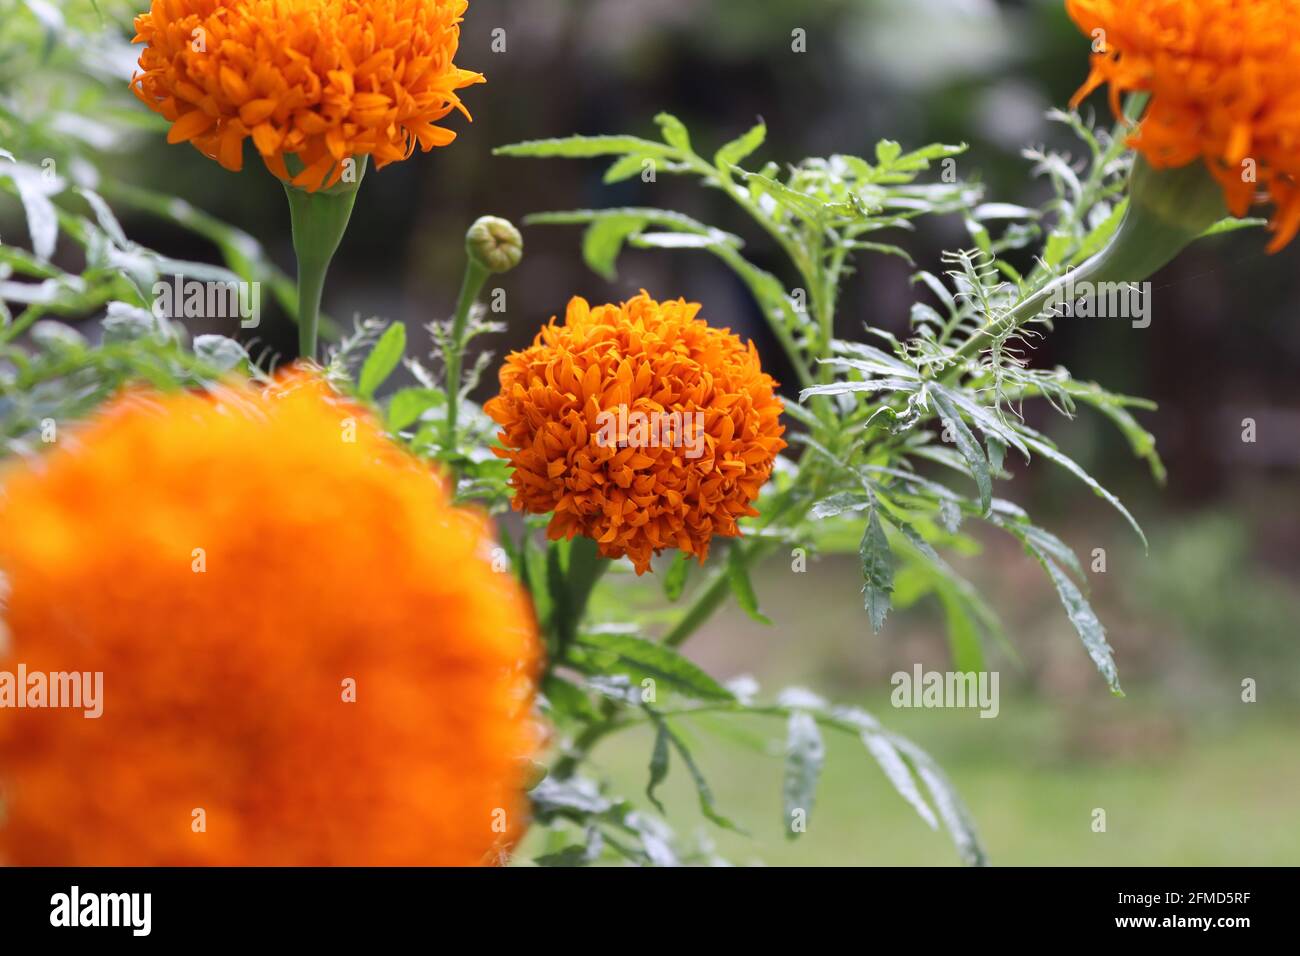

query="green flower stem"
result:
[443,257,490,448]
[660,551,756,649]
[283,159,367,360]
[946,154,1227,372]
[660,486,806,649]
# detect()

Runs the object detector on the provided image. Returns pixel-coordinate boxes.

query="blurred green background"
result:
[7,0,1299,864]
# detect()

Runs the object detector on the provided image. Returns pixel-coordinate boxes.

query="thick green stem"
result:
[291,240,330,360]
[283,158,366,360]
[948,154,1227,371]
[444,258,490,447]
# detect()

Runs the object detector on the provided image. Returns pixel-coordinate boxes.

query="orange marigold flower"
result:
[0,370,539,865]
[484,293,787,575]
[1067,0,1300,252]
[130,0,484,191]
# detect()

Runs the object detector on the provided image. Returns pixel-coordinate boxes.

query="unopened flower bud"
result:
[466,216,523,274]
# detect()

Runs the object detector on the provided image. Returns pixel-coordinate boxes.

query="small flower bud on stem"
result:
[445,217,523,449]
[466,216,524,274]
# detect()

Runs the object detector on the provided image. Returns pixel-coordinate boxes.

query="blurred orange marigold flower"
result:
[131,0,484,191]
[485,293,786,575]
[0,370,539,865]
[1067,0,1300,252]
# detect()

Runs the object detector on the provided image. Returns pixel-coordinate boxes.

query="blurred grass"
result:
[579,697,1300,865]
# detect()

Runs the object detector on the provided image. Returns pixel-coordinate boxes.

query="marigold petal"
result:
[165,108,215,144]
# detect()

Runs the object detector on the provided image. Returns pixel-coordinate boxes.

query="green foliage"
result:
[0,1,303,448]
[498,116,976,391]
[0,8,1213,868]
[501,110,1164,698]
[356,321,405,399]
[494,105,1194,862]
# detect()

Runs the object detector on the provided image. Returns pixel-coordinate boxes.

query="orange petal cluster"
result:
[1067,0,1300,252]
[130,0,484,191]
[485,293,786,575]
[0,369,540,865]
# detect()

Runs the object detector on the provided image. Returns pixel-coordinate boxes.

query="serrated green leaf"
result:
[1063,381,1166,485]
[1038,550,1122,695]
[933,384,1029,461]
[629,232,722,250]
[77,187,129,249]
[888,735,988,866]
[875,139,902,166]
[603,153,651,185]
[192,334,248,373]
[540,674,599,723]
[654,112,691,152]
[938,588,985,673]
[525,207,713,233]
[1201,215,1269,237]
[572,632,734,701]
[859,731,937,830]
[0,164,59,260]
[783,711,824,840]
[860,507,894,633]
[726,545,771,625]
[533,844,594,867]
[894,142,967,170]
[1072,198,1127,265]
[656,715,741,832]
[386,387,444,431]
[646,721,670,814]
[663,552,692,601]
[810,491,871,519]
[852,241,915,265]
[357,322,405,399]
[930,389,992,515]
[798,377,918,400]
[714,121,766,170]
[884,510,1011,668]
[582,215,645,280]
[1019,522,1087,582]
[1043,231,1074,271]
[732,168,828,223]
[938,498,963,534]
[495,135,676,160]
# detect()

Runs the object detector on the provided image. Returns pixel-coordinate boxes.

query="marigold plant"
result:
[131,0,487,360]
[0,371,539,866]
[485,293,787,574]
[1,0,1294,871]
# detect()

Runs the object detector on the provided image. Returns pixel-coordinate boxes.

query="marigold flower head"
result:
[131,0,484,191]
[0,370,540,865]
[1067,0,1300,252]
[485,293,786,575]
